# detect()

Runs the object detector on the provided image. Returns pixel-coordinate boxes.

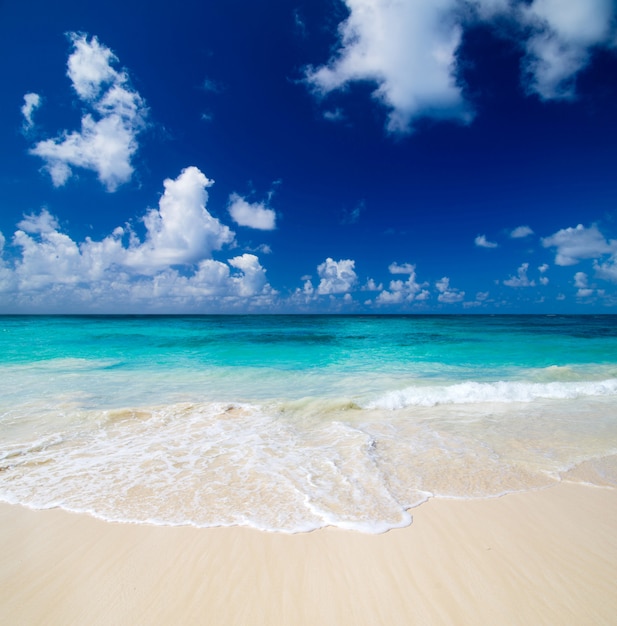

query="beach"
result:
[2,482,616,626]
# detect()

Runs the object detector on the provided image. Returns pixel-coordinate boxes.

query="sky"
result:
[1,0,616,314]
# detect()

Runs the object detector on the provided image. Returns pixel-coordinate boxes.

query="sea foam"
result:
[366,378,617,410]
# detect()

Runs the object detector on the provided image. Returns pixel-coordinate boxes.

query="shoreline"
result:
[1,482,616,625]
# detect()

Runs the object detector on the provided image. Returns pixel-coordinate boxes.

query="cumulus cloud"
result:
[574,271,594,298]
[0,167,278,311]
[511,225,534,238]
[316,258,358,295]
[594,255,617,283]
[435,276,465,303]
[305,0,472,134]
[376,262,429,304]
[29,33,148,191]
[227,193,277,230]
[542,224,616,266]
[363,278,383,291]
[503,262,535,287]
[521,0,616,100]
[475,234,498,248]
[304,0,616,133]
[124,167,235,273]
[21,93,41,131]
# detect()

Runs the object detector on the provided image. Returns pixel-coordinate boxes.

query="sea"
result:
[1,315,616,533]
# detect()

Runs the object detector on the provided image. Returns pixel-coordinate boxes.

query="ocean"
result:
[1,314,616,533]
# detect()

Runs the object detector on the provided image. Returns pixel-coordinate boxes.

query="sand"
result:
[1,482,616,626]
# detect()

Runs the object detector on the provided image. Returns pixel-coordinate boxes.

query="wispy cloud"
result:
[475,234,498,248]
[511,225,534,239]
[21,93,41,131]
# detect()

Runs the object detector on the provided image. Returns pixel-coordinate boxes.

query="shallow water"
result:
[1,315,616,532]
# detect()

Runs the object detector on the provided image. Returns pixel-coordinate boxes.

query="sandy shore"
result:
[1,482,616,626]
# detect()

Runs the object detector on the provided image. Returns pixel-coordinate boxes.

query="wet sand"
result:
[1,482,616,625]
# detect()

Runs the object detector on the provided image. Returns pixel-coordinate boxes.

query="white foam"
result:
[366,378,617,410]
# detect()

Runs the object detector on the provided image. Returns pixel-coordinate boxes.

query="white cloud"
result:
[388,262,416,274]
[0,167,278,311]
[124,167,235,273]
[521,0,616,100]
[376,262,429,304]
[323,108,345,123]
[435,276,465,303]
[542,224,616,266]
[227,193,277,230]
[228,254,270,296]
[304,0,616,133]
[503,262,535,287]
[363,278,383,291]
[594,256,617,283]
[305,0,472,134]
[574,271,594,298]
[475,234,498,248]
[21,93,41,130]
[316,258,357,295]
[511,225,534,238]
[574,271,588,288]
[29,33,148,191]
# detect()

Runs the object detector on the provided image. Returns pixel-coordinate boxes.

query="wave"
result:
[366,378,617,410]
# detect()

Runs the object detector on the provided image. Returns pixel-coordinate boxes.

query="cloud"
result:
[388,262,416,274]
[573,271,592,296]
[124,166,235,273]
[511,225,534,238]
[228,193,277,230]
[201,78,224,94]
[435,276,465,303]
[542,224,616,266]
[475,234,498,248]
[21,93,41,131]
[323,108,346,123]
[29,33,148,191]
[503,262,535,287]
[521,0,616,100]
[0,167,278,311]
[376,263,429,304]
[304,0,616,133]
[304,0,472,134]
[341,200,365,225]
[316,258,357,294]
[594,255,617,283]
[363,278,383,291]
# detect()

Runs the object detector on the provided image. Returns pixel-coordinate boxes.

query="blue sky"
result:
[1,0,616,313]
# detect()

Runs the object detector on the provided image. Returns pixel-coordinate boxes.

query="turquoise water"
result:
[1,315,616,532]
